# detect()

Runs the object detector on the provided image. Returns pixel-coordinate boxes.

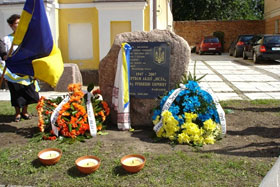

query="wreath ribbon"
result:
[86,92,97,137]
[51,95,70,136]
[200,85,226,135]
[153,84,186,133]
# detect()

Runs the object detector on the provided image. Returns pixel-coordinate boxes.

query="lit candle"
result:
[77,158,98,167]
[123,157,143,166]
[39,151,59,159]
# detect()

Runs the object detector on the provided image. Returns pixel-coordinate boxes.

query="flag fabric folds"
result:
[0,60,40,91]
[6,0,63,87]
[112,43,132,130]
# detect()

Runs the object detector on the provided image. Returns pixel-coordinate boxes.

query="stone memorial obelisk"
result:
[99,29,190,126]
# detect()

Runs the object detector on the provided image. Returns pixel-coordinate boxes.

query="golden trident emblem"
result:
[154,47,165,64]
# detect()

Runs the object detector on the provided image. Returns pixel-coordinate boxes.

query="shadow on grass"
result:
[0,114,14,123]
[130,126,174,146]
[202,141,280,158]
[105,121,169,144]
[67,165,96,178]
[0,123,17,132]
[227,127,280,139]
[67,166,86,177]
[224,106,280,113]
[113,165,134,176]
[31,158,44,168]
[0,123,39,138]
[201,126,280,158]
[130,126,155,143]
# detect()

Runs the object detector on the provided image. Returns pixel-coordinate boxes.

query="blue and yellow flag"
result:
[6,0,63,87]
[122,43,131,108]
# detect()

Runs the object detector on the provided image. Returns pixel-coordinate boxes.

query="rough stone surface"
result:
[55,63,83,91]
[99,29,190,126]
[81,70,99,86]
[39,63,83,91]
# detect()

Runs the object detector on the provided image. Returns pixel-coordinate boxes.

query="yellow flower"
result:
[203,119,217,132]
[162,111,179,138]
[153,115,160,125]
[204,135,215,144]
[186,123,200,136]
[156,128,164,137]
[213,125,222,137]
[184,112,198,123]
[178,133,190,144]
[169,135,176,141]
[192,134,204,145]
[199,127,205,136]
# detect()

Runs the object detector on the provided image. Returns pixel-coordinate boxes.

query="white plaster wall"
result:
[46,2,57,45]
[0,3,56,41]
[149,0,154,31]
[167,0,173,30]
[0,5,23,39]
[97,2,146,60]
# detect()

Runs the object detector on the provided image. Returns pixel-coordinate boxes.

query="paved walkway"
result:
[190,53,280,100]
[0,53,280,101]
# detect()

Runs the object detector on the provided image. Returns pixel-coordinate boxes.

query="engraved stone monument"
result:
[99,29,190,126]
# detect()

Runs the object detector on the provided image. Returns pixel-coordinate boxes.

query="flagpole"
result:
[0,44,14,88]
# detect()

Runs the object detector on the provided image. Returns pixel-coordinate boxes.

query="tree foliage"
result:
[172,0,264,21]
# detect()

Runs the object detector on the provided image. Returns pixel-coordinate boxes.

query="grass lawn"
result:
[0,100,280,186]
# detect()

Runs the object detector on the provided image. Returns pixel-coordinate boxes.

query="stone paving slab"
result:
[189,54,280,100]
[259,156,280,187]
[215,92,242,101]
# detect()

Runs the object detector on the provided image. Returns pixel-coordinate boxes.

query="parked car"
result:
[195,36,222,55]
[242,35,263,60]
[243,34,280,63]
[229,34,254,57]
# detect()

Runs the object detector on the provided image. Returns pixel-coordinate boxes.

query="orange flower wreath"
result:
[36,83,110,141]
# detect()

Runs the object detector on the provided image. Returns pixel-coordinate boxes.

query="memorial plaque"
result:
[129,42,170,98]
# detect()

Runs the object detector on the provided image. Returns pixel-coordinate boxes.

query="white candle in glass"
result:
[123,157,143,166]
[39,151,59,159]
[78,158,98,167]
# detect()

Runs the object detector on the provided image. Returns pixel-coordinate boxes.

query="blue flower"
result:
[169,105,180,116]
[198,113,211,122]
[160,95,168,108]
[199,89,213,104]
[190,96,201,108]
[182,100,195,112]
[152,109,161,120]
[186,81,200,93]
[183,93,190,102]
[152,79,222,146]
[174,115,184,126]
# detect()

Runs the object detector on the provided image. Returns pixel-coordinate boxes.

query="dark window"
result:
[240,36,254,42]
[264,36,280,44]
[204,38,219,43]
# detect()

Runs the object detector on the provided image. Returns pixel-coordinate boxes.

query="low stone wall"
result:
[174,20,265,52]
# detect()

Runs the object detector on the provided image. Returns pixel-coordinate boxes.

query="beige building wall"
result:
[58,7,99,70]
[156,0,173,30]
[110,21,132,45]
[58,0,92,3]
[144,0,151,31]
[264,0,280,34]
